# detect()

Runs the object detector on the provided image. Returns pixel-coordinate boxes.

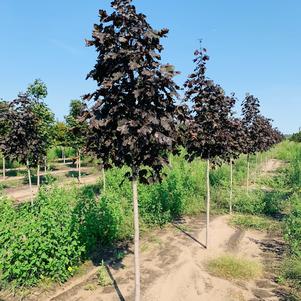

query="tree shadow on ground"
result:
[172,217,206,249]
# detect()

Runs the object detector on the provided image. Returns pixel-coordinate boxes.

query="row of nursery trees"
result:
[0,1,283,300]
[0,80,89,198]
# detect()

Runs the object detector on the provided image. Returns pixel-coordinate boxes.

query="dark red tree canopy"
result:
[184,48,242,163]
[1,94,43,165]
[83,0,180,183]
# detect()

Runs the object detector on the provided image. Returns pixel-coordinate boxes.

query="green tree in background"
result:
[53,121,69,163]
[65,99,88,182]
[27,79,47,101]
[291,131,301,143]
[27,79,55,186]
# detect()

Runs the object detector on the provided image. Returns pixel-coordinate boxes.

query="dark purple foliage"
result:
[83,0,180,183]
[184,48,242,164]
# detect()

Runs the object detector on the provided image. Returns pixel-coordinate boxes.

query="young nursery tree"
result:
[83,0,179,299]
[65,99,88,182]
[1,94,40,203]
[27,79,54,186]
[53,121,69,163]
[31,102,55,185]
[0,99,9,179]
[184,48,237,248]
[241,94,261,192]
[253,115,283,161]
[223,95,246,214]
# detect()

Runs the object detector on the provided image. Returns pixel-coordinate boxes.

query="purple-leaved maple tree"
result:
[83,1,180,299]
[184,47,238,247]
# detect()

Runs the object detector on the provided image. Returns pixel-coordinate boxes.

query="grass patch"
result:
[207,255,262,280]
[98,263,113,287]
[281,257,301,288]
[277,257,301,300]
[230,214,280,232]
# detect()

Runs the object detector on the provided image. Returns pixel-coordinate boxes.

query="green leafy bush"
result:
[284,194,301,257]
[233,189,265,214]
[281,257,301,289]
[0,188,85,287]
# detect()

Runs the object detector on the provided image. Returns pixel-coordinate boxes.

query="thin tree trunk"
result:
[229,158,233,214]
[132,172,140,301]
[44,156,47,173]
[206,159,210,249]
[27,160,33,206]
[78,150,81,183]
[102,166,106,192]
[37,164,40,187]
[255,153,258,173]
[260,153,263,165]
[2,156,5,179]
[247,155,250,194]
[62,147,65,164]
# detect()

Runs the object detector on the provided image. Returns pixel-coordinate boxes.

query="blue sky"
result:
[1,0,300,134]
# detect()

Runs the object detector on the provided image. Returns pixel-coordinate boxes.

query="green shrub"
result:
[47,147,76,161]
[233,189,265,214]
[281,257,301,288]
[0,187,85,287]
[284,194,301,257]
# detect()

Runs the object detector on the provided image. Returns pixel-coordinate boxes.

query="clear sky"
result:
[1,0,300,134]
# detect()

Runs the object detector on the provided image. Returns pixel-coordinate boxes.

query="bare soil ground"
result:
[260,159,284,176]
[1,161,101,203]
[4,174,100,204]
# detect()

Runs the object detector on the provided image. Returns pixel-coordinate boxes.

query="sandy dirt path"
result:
[4,173,100,204]
[14,215,286,301]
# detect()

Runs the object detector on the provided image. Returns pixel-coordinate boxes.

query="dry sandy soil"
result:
[2,166,100,204]
[260,159,284,176]
[1,215,289,301]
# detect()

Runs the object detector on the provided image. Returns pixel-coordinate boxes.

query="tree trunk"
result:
[229,158,233,214]
[44,156,47,173]
[27,160,33,206]
[206,159,210,249]
[78,150,81,183]
[37,164,40,187]
[255,153,258,176]
[2,156,5,179]
[260,153,263,165]
[247,155,250,194]
[102,166,106,192]
[62,147,65,164]
[132,172,140,301]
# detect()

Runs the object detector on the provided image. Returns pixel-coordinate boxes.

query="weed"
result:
[83,283,98,291]
[97,262,113,287]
